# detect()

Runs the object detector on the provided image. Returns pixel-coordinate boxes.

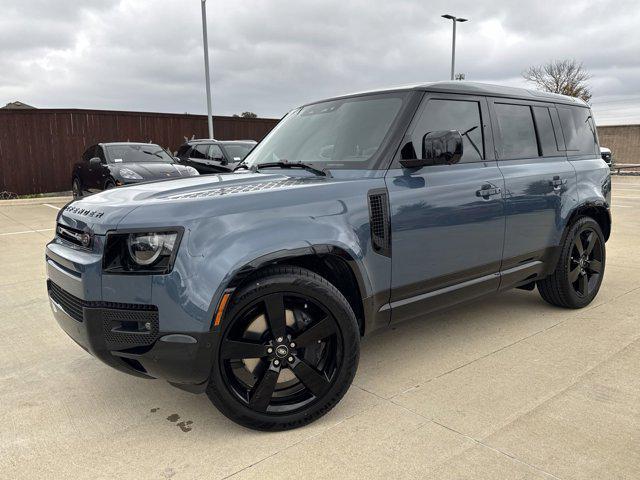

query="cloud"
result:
[0,0,638,124]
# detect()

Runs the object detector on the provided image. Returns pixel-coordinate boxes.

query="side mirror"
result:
[89,157,102,166]
[173,156,182,163]
[400,130,463,168]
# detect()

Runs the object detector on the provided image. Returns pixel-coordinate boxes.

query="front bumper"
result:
[46,240,215,391]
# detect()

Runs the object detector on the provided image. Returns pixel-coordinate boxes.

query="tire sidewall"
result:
[206,269,360,430]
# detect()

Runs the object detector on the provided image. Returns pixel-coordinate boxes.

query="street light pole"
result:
[441,14,468,81]
[201,0,214,138]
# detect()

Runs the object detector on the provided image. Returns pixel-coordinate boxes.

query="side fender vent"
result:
[368,189,391,257]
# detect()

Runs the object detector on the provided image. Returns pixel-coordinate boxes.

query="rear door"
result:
[489,99,578,289]
[386,93,506,323]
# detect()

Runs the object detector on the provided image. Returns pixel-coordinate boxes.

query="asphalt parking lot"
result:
[1,176,639,480]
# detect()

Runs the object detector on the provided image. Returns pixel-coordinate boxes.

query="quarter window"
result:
[557,107,598,155]
[409,99,484,163]
[495,103,539,159]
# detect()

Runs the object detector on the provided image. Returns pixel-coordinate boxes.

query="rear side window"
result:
[557,107,598,155]
[409,99,484,163]
[494,103,539,159]
[209,145,224,160]
[532,106,561,156]
[191,144,210,159]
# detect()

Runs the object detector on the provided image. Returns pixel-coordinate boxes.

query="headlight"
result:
[103,229,182,274]
[119,168,143,180]
[183,166,199,176]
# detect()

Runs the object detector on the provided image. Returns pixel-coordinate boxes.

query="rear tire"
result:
[537,217,606,308]
[206,266,360,431]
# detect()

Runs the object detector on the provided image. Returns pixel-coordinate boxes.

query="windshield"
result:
[106,144,174,163]
[242,92,406,169]
[223,144,254,162]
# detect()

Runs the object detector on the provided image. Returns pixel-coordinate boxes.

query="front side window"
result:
[407,99,484,163]
[242,93,407,169]
[557,107,598,155]
[495,103,539,159]
[105,144,174,163]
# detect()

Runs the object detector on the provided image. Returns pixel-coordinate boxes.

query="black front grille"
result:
[368,190,390,256]
[48,281,84,321]
[47,281,159,347]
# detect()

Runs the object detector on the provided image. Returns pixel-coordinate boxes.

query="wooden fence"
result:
[0,109,279,195]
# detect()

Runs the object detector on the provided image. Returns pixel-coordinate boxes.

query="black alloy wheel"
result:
[538,217,606,308]
[567,227,604,298]
[221,292,341,414]
[206,266,360,431]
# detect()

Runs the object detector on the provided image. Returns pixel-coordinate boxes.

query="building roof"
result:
[2,101,36,109]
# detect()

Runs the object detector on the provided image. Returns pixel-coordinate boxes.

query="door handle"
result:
[476,185,502,198]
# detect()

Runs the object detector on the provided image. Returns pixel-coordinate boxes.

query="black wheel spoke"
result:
[589,259,602,274]
[568,266,581,283]
[221,340,269,360]
[249,366,280,412]
[585,232,597,256]
[574,236,585,256]
[293,317,336,348]
[578,273,588,296]
[292,360,330,397]
[264,294,287,339]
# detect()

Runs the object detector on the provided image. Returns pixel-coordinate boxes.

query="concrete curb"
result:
[0,196,72,206]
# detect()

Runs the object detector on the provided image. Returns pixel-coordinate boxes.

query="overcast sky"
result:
[1,0,639,125]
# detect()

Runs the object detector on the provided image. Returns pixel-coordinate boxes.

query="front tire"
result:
[537,217,606,308]
[206,266,360,431]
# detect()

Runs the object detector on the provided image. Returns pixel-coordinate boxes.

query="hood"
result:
[111,162,193,180]
[58,172,327,234]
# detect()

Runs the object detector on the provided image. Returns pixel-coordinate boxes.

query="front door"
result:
[385,94,505,323]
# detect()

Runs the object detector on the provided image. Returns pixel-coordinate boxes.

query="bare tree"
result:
[522,59,592,103]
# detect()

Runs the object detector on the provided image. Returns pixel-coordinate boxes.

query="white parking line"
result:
[42,204,61,211]
[0,228,54,237]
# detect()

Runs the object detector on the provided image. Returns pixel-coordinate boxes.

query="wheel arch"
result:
[566,201,611,241]
[223,245,371,336]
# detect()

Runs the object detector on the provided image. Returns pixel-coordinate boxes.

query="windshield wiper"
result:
[249,161,330,177]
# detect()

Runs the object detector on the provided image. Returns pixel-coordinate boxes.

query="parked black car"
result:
[72,142,199,198]
[176,139,257,174]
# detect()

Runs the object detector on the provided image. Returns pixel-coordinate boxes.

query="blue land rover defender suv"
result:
[47,82,611,431]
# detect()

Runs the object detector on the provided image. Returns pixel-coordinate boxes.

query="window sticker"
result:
[114,158,123,163]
